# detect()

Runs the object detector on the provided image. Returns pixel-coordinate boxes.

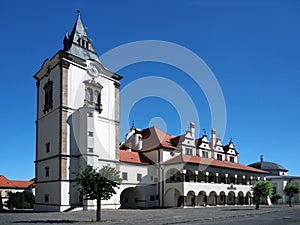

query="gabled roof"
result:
[163,155,269,174]
[0,175,35,189]
[120,150,154,165]
[140,126,176,151]
[196,135,209,145]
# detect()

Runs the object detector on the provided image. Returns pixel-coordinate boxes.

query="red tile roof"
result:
[0,175,35,189]
[120,150,154,165]
[140,126,176,151]
[163,155,269,174]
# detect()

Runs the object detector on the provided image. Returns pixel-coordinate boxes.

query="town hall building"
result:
[33,11,269,211]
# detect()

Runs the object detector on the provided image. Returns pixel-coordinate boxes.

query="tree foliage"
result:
[284,183,300,207]
[75,165,121,221]
[252,181,273,209]
[6,191,35,209]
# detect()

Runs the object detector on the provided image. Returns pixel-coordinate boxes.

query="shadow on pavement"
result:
[221,208,255,211]
[13,220,77,224]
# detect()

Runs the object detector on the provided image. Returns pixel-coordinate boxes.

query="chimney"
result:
[190,122,195,138]
[210,128,217,149]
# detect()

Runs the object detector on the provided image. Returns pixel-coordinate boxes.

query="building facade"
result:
[34,12,268,211]
[0,175,35,208]
[249,157,300,204]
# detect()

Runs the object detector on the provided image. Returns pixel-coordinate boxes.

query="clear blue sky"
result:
[0,0,300,180]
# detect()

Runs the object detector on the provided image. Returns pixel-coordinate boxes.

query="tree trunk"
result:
[255,196,260,210]
[96,198,101,221]
[289,196,292,207]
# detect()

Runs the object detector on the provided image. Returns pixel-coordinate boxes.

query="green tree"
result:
[252,181,273,209]
[284,183,300,207]
[271,193,282,204]
[6,191,35,209]
[75,165,121,221]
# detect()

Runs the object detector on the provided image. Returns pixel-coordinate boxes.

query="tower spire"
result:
[63,10,99,61]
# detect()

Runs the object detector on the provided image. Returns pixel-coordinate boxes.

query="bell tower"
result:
[33,11,122,211]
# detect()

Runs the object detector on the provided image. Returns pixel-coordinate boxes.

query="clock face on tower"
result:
[87,63,99,78]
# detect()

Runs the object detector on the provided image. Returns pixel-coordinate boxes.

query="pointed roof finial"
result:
[260,155,264,162]
[230,137,233,143]
[130,120,135,130]
[77,10,81,17]
[202,128,206,135]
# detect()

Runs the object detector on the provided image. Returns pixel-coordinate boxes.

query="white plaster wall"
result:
[120,163,157,185]
[68,64,117,121]
[183,182,252,196]
[36,158,60,182]
[37,111,60,160]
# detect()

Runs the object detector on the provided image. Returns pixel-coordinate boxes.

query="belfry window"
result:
[43,79,53,113]
[86,88,93,102]
[84,84,103,113]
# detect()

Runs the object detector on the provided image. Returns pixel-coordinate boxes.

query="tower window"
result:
[45,167,49,177]
[43,79,53,113]
[45,142,50,153]
[44,194,49,202]
[84,85,103,113]
[86,88,93,103]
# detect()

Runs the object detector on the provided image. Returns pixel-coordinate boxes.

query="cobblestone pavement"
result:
[0,205,299,225]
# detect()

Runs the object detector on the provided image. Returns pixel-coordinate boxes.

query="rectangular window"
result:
[45,166,49,177]
[122,172,128,181]
[137,173,142,181]
[202,151,209,158]
[43,79,53,114]
[44,194,49,202]
[88,131,93,137]
[87,112,93,117]
[150,195,155,201]
[88,148,94,153]
[186,148,193,155]
[217,154,222,161]
[230,156,235,163]
[45,142,50,153]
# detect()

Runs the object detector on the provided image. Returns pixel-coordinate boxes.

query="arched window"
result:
[86,88,93,103]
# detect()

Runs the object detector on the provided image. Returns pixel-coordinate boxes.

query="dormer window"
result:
[186,148,193,155]
[78,36,89,50]
[217,154,223,161]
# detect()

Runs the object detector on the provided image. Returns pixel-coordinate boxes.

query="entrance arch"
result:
[186,191,196,206]
[238,191,244,205]
[165,188,181,207]
[208,191,217,206]
[197,191,207,206]
[120,187,145,208]
[227,191,235,205]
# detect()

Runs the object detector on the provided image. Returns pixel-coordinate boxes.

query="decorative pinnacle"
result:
[260,155,264,162]
[77,10,81,17]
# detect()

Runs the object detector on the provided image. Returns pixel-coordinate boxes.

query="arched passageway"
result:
[120,187,145,208]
